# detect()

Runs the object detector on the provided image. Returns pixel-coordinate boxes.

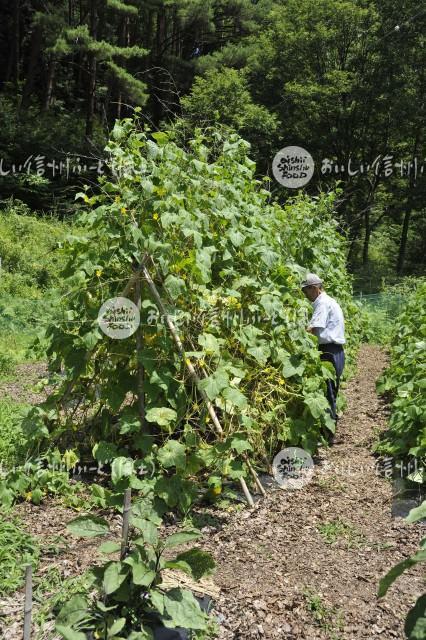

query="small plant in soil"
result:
[56,513,216,639]
[378,500,426,640]
[303,587,344,638]
[316,474,347,493]
[317,519,366,548]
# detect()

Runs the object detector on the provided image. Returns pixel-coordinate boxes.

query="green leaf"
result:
[164,274,186,298]
[66,516,109,538]
[152,131,169,144]
[99,541,121,554]
[174,548,216,580]
[127,629,154,640]
[407,470,426,484]
[282,354,305,377]
[163,559,193,575]
[161,588,207,630]
[0,483,14,508]
[198,333,221,355]
[111,457,134,485]
[164,530,201,548]
[304,393,329,419]
[154,476,197,512]
[108,618,126,638]
[150,589,165,615]
[198,368,229,401]
[230,433,252,454]
[145,407,177,428]
[103,562,129,594]
[132,562,156,586]
[157,440,186,471]
[31,487,43,505]
[378,550,426,597]
[81,329,101,350]
[406,501,426,523]
[93,441,119,463]
[227,459,245,479]
[56,595,89,625]
[405,594,426,640]
[132,518,159,545]
[247,343,270,365]
[222,386,248,409]
[56,626,87,640]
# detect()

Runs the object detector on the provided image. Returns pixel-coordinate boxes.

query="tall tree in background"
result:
[183,0,425,280]
[0,0,424,283]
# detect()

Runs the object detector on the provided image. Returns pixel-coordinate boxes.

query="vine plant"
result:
[19,117,360,504]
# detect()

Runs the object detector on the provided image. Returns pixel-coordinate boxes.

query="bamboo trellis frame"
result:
[141,260,266,506]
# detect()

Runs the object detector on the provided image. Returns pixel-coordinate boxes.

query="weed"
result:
[33,571,94,638]
[0,352,16,377]
[304,588,344,638]
[0,513,40,596]
[316,474,347,492]
[318,518,366,548]
[0,399,29,467]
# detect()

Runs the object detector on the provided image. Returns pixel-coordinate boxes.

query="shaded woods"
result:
[0,0,425,289]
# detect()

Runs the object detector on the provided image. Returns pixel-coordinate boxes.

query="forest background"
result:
[0,0,425,292]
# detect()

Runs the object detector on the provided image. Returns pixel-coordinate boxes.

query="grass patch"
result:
[316,474,347,493]
[0,398,29,468]
[304,588,344,639]
[33,569,93,635]
[318,518,366,548]
[0,513,40,596]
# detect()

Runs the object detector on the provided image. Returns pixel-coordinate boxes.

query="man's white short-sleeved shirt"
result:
[309,292,345,345]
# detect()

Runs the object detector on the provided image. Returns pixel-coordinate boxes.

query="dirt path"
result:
[205,345,425,639]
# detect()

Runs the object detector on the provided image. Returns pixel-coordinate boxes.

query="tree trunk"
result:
[6,0,21,85]
[397,133,421,274]
[362,207,371,266]
[21,23,43,109]
[116,16,129,121]
[43,58,56,111]
[397,210,411,274]
[86,0,98,138]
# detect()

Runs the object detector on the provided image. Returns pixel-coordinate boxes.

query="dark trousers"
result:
[318,343,345,421]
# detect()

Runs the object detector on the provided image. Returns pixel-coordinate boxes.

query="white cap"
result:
[301,273,323,289]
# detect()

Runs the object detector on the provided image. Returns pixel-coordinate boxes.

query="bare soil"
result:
[204,345,425,639]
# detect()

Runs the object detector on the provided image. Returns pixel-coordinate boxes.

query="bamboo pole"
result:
[141,263,255,507]
[151,264,266,499]
[184,337,266,497]
[134,278,146,430]
[120,488,132,560]
[23,565,32,640]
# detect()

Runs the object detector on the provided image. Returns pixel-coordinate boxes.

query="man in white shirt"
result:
[301,273,345,426]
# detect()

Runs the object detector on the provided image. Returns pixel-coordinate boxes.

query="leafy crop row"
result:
[375,282,426,460]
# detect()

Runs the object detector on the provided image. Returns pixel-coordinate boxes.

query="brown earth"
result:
[0,362,48,405]
[0,345,424,640]
[204,345,425,639]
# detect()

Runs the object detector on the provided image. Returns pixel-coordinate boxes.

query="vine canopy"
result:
[25,117,360,494]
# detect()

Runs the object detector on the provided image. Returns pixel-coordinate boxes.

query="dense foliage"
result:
[375,282,426,460]
[379,500,426,640]
[0,199,67,297]
[0,0,424,286]
[23,118,359,504]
